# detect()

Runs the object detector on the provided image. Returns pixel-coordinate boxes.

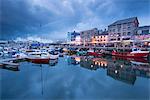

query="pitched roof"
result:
[108,17,138,26]
[80,28,98,33]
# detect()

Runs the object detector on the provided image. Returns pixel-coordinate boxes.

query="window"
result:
[123,32,126,36]
[110,39,116,41]
[127,23,131,26]
[123,38,130,40]
[117,24,121,32]
[142,30,149,35]
[113,29,115,32]
[118,33,121,36]
[123,23,127,29]
[127,32,131,35]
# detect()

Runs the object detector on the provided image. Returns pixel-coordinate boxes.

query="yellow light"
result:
[115,70,118,74]
[75,57,80,62]
[95,61,97,65]
[99,62,101,66]
[120,65,123,68]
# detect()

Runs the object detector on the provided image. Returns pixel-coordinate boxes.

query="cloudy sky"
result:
[1,0,150,41]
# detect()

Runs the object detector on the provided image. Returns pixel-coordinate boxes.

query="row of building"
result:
[67,17,150,47]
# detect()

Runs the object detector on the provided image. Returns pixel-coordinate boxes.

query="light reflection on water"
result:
[0,55,150,100]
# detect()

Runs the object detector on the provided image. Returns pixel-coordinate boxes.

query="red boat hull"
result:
[29,58,50,64]
[112,56,148,63]
[88,52,103,56]
[112,52,149,58]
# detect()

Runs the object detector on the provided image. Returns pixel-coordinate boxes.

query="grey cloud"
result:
[0,0,150,40]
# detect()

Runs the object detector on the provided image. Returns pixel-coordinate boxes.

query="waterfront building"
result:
[67,31,81,45]
[135,25,150,47]
[80,28,99,46]
[108,17,139,47]
[91,30,109,46]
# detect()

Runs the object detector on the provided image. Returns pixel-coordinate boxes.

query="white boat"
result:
[49,51,59,60]
[0,52,3,57]
[3,50,8,54]
[50,54,59,60]
[27,50,50,64]
[12,52,28,58]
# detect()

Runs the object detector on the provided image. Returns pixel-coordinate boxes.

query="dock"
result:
[52,45,150,51]
[0,58,26,67]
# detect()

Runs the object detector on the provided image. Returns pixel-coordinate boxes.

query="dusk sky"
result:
[1,0,150,41]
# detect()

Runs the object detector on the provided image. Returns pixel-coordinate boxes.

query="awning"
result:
[122,40,134,43]
[109,41,121,43]
[141,38,150,42]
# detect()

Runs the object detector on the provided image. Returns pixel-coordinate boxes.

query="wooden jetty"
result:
[0,58,26,67]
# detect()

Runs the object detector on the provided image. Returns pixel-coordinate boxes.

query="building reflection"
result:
[80,57,99,70]
[80,57,107,70]
[112,56,150,78]
[68,55,150,85]
[131,61,150,78]
[107,60,136,85]
[67,56,81,65]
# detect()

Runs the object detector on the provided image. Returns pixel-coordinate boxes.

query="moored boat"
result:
[27,50,50,64]
[77,50,87,56]
[12,52,28,58]
[0,52,3,57]
[112,48,149,58]
[59,52,64,57]
[67,48,78,55]
[87,49,103,56]
[49,51,59,60]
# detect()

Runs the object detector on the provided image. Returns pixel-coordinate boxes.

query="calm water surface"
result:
[0,55,150,100]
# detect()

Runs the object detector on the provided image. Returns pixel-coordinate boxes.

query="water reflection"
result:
[67,55,150,85]
[67,56,80,65]
[49,59,58,66]
[1,55,150,99]
[0,65,19,71]
[0,58,59,72]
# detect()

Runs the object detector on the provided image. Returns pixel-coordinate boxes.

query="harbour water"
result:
[0,55,150,100]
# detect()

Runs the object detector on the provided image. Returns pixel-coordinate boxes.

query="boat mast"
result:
[40,64,44,95]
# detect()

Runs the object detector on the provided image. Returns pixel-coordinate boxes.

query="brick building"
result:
[108,17,139,47]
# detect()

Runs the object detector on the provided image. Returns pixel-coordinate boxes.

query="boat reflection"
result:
[68,55,150,85]
[49,59,58,66]
[0,66,19,71]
